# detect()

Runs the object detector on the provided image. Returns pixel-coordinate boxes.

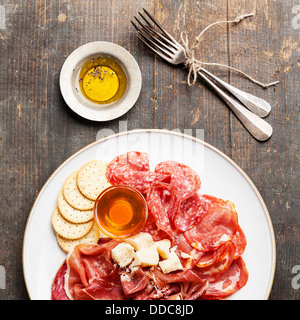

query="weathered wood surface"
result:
[0,0,299,299]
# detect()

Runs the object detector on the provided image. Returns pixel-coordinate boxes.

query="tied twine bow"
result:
[180,13,279,88]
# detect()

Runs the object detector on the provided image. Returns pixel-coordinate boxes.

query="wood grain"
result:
[0,0,299,299]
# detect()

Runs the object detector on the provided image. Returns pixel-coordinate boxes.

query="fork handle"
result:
[199,67,271,118]
[197,71,273,141]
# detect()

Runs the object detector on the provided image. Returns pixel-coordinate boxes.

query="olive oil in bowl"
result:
[78,56,127,105]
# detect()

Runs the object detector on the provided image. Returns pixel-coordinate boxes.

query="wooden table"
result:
[0,0,299,300]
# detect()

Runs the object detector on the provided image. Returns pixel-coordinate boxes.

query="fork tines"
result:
[131,8,178,61]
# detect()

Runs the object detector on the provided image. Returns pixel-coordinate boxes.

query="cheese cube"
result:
[155,239,171,259]
[111,242,135,268]
[132,245,159,267]
[124,232,154,251]
[159,251,183,274]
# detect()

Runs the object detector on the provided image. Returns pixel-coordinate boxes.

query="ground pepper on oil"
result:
[79,57,127,104]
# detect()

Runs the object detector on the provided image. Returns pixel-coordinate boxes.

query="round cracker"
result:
[77,160,111,200]
[57,223,100,252]
[57,190,94,223]
[63,171,95,210]
[51,207,93,240]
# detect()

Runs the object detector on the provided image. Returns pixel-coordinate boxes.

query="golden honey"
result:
[94,185,148,238]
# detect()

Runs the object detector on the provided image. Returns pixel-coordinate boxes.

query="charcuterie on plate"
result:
[51,151,248,300]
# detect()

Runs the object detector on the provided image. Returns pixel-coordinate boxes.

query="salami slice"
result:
[184,195,238,252]
[146,182,178,238]
[154,161,201,200]
[141,214,171,242]
[106,151,169,193]
[175,193,211,232]
[201,257,249,299]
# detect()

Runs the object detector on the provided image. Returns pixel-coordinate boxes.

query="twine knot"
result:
[180,13,279,89]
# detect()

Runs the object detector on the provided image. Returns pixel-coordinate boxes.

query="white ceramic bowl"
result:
[59,41,142,121]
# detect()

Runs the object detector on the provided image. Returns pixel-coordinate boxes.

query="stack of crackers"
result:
[51,160,111,252]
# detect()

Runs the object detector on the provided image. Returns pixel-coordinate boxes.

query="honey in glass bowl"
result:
[94,185,148,238]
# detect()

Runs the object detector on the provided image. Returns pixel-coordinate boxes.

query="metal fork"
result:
[131,9,273,141]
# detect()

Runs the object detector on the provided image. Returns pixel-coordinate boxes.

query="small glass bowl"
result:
[94,185,148,239]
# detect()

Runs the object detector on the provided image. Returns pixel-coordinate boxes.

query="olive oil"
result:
[79,57,127,104]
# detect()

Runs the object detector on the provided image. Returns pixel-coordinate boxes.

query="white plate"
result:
[59,41,142,121]
[23,130,276,300]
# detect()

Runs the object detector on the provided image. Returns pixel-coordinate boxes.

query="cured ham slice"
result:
[65,241,124,300]
[80,265,122,300]
[197,241,235,268]
[149,267,206,286]
[147,268,208,300]
[106,151,169,193]
[120,268,150,298]
[154,160,201,200]
[134,283,181,300]
[180,281,209,300]
[184,195,238,252]
[51,262,69,300]
[196,242,235,277]
[201,257,249,300]
[232,225,247,259]
[174,233,204,269]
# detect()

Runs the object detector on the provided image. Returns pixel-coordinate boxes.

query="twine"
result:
[180,13,279,88]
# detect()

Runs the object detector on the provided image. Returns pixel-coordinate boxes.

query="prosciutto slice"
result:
[184,195,238,252]
[51,262,69,300]
[120,268,150,298]
[149,267,207,286]
[147,267,208,300]
[65,241,124,300]
[106,151,169,193]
